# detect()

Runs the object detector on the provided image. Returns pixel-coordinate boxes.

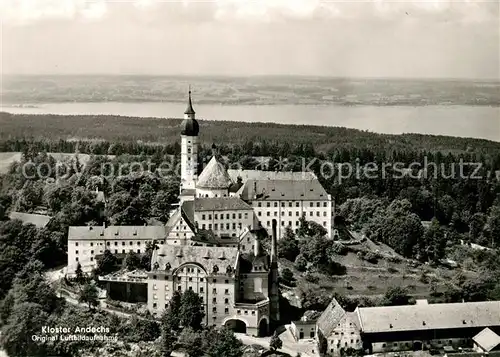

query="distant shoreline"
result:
[1,102,499,142]
[1,110,500,148]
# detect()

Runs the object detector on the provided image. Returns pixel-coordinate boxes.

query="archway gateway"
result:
[225,319,247,333]
[258,318,268,337]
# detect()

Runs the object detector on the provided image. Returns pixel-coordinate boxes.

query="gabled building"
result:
[67,225,166,275]
[146,219,280,336]
[356,300,500,353]
[473,328,500,353]
[316,298,362,356]
[175,91,334,239]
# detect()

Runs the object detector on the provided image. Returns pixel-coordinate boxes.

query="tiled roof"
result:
[68,225,166,240]
[239,179,329,201]
[8,212,52,228]
[164,204,197,237]
[316,298,347,337]
[151,245,239,276]
[357,301,500,334]
[197,156,232,189]
[239,253,270,274]
[194,197,252,211]
[180,201,196,231]
[191,230,240,245]
[227,169,317,184]
[473,328,500,352]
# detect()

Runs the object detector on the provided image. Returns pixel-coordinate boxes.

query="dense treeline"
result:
[2,112,500,154]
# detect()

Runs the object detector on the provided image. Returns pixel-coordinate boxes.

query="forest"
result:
[0,112,500,355]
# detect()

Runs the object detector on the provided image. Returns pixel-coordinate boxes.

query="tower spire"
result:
[184,86,195,116]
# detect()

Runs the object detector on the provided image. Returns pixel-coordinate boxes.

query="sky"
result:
[1,0,499,79]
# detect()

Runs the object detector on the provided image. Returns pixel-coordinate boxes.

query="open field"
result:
[0,152,95,174]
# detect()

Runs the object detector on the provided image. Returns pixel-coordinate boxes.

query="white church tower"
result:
[180,90,199,194]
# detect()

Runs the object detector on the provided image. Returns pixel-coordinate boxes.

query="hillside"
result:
[281,237,479,310]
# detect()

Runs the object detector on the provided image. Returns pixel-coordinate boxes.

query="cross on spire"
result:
[184,85,195,115]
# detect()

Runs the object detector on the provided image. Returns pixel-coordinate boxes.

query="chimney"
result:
[271,219,277,263]
[254,237,260,256]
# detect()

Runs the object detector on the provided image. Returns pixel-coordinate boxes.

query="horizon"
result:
[1,1,498,80]
[3,73,500,82]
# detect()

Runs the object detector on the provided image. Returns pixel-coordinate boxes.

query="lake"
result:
[1,102,499,141]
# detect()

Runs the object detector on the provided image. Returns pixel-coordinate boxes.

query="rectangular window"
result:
[238,213,242,219]
[274,202,278,207]
[202,214,206,220]
[310,202,313,207]
[232,213,236,219]
[266,202,270,207]
[226,214,230,219]
[214,224,218,230]
[213,288,217,294]
[258,202,262,207]
[215,214,218,219]
[208,214,212,220]
[225,308,229,314]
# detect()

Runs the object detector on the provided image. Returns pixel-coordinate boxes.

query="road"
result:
[235,326,318,357]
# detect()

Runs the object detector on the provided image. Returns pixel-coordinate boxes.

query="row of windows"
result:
[151,300,256,318]
[75,241,164,247]
[201,223,243,230]
[198,193,228,198]
[257,201,330,208]
[74,248,141,258]
[262,220,327,227]
[381,340,457,348]
[258,211,328,217]
[201,213,249,220]
[151,275,230,284]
